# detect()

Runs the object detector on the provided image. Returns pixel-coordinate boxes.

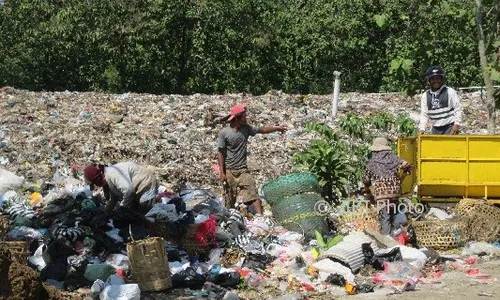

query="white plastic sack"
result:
[105,228,124,243]
[278,231,305,243]
[28,244,47,271]
[105,254,130,271]
[312,259,355,283]
[425,207,452,220]
[105,274,125,286]
[0,168,24,195]
[91,279,106,294]
[378,246,428,270]
[99,284,140,300]
[462,242,500,257]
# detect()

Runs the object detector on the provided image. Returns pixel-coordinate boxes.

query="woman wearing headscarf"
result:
[83,161,158,216]
[363,137,412,235]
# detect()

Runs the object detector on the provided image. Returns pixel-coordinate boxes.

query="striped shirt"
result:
[418,85,463,131]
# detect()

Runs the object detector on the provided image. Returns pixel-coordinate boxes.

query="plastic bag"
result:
[0,168,25,195]
[99,284,140,300]
[208,248,224,265]
[396,245,428,269]
[325,273,345,286]
[461,242,500,257]
[356,283,374,293]
[171,267,206,289]
[373,261,422,292]
[312,259,356,283]
[362,243,402,270]
[104,254,130,271]
[242,253,275,270]
[206,271,241,288]
[84,264,116,282]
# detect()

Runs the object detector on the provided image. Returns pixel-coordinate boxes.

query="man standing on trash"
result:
[419,66,463,135]
[363,137,412,236]
[218,103,287,219]
[83,161,158,216]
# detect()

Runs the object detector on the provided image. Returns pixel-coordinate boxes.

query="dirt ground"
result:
[139,258,499,300]
[340,259,500,300]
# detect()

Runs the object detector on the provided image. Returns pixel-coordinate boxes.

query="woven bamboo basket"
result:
[0,241,29,263]
[338,206,380,233]
[262,173,321,206]
[454,198,484,217]
[0,214,9,240]
[126,237,172,292]
[413,219,466,250]
[465,202,500,242]
[180,224,213,257]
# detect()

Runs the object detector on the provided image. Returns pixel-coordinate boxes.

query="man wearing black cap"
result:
[418,66,463,135]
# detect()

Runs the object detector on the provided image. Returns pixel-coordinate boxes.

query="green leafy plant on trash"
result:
[292,112,417,203]
[315,230,343,251]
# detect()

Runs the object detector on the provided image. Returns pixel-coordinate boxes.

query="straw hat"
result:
[369,137,391,151]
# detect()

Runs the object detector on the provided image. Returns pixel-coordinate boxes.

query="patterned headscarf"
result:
[366,150,404,178]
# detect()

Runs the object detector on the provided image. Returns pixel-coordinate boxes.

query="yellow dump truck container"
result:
[398,135,500,204]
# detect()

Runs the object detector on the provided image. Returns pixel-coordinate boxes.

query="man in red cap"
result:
[218,103,287,219]
[84,161,158,215]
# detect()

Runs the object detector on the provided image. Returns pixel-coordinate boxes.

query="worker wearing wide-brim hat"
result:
[363,137,412,235]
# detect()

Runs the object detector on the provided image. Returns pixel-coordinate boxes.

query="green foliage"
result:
[338,113,366,140]
[292,123,353,202]
[0,0,495,94]
[293,112,417,200]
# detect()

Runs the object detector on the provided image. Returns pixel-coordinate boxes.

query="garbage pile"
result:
[0,168,499,299]
[1,87,498,192]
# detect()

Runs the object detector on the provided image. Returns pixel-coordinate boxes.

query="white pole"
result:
[332,71,341,119]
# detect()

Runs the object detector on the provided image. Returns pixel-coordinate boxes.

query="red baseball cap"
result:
[84,165,101,184]
[227,104,247,122]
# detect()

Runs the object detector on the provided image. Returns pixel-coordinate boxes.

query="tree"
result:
[475,0,499,134]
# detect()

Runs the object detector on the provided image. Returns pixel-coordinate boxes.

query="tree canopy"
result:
[0,0,498,95]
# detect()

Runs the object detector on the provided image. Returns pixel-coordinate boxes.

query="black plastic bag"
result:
[356,283,374,293]
[242,253,275,270]
[407,224,418,247]
[113,206,151,228]
[207,272,241,288]
[42,238,76,265]
[171,267,206,289]
[167,197,186,215]
[362,243,402,270]
[166,212,195,239]
[119,224,150,243]
[64,273,93,291]
[325,273,346,286]
[40,260,67,281]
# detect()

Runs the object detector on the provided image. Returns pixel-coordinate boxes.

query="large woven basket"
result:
[0,241,29,263]
[454,198,483,217]
[464,202,500,242]
[337,205,379,233]
[0,214,9,240]
[271,192,329,239]
[413,219,466,250]
[126,237,172,292]
[263,173,321,206]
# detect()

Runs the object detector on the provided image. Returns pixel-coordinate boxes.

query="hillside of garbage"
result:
[0,87,499,300]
